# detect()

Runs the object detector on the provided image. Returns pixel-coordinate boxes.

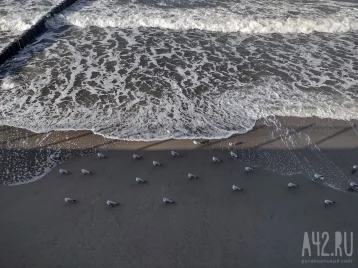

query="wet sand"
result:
[0,116,358,267]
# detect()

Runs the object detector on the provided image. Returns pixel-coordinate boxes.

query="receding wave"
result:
[1,27,358,140]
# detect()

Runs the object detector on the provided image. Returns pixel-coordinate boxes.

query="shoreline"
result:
[0,116,357,188]
[1,115,358,147]
[1,115,358,144]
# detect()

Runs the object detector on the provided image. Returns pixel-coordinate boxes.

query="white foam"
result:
[0,78,17,90]
[51,0,358,34]
[0,0,64,29]
[1,0,358,141]
[0,19,35,33]
[60,12,358,34]
[1,27,358,141]
[0,0,64,52]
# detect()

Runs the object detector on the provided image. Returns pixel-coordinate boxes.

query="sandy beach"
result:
[0,116,358,267]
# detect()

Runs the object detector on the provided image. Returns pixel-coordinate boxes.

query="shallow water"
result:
[1,0,358,140]
[0,0,358,187]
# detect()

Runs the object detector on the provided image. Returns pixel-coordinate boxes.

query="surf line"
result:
[0,0,78,65]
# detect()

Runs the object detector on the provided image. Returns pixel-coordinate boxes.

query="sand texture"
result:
[0,117,358,267]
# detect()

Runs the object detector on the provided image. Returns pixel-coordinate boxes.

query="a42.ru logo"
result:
[302,231,353,257]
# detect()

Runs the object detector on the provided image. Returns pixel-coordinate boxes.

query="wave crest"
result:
[45,0,358,34]
[56,13,358,34]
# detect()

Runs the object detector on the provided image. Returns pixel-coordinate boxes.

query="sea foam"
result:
[0,26,357,141]
[48,0,358,34]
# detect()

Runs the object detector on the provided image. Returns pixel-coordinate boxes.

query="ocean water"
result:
[0,0,64,52]
[0,0,358,140]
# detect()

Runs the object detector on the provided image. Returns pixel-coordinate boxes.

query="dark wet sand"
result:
[0,116,358,268]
